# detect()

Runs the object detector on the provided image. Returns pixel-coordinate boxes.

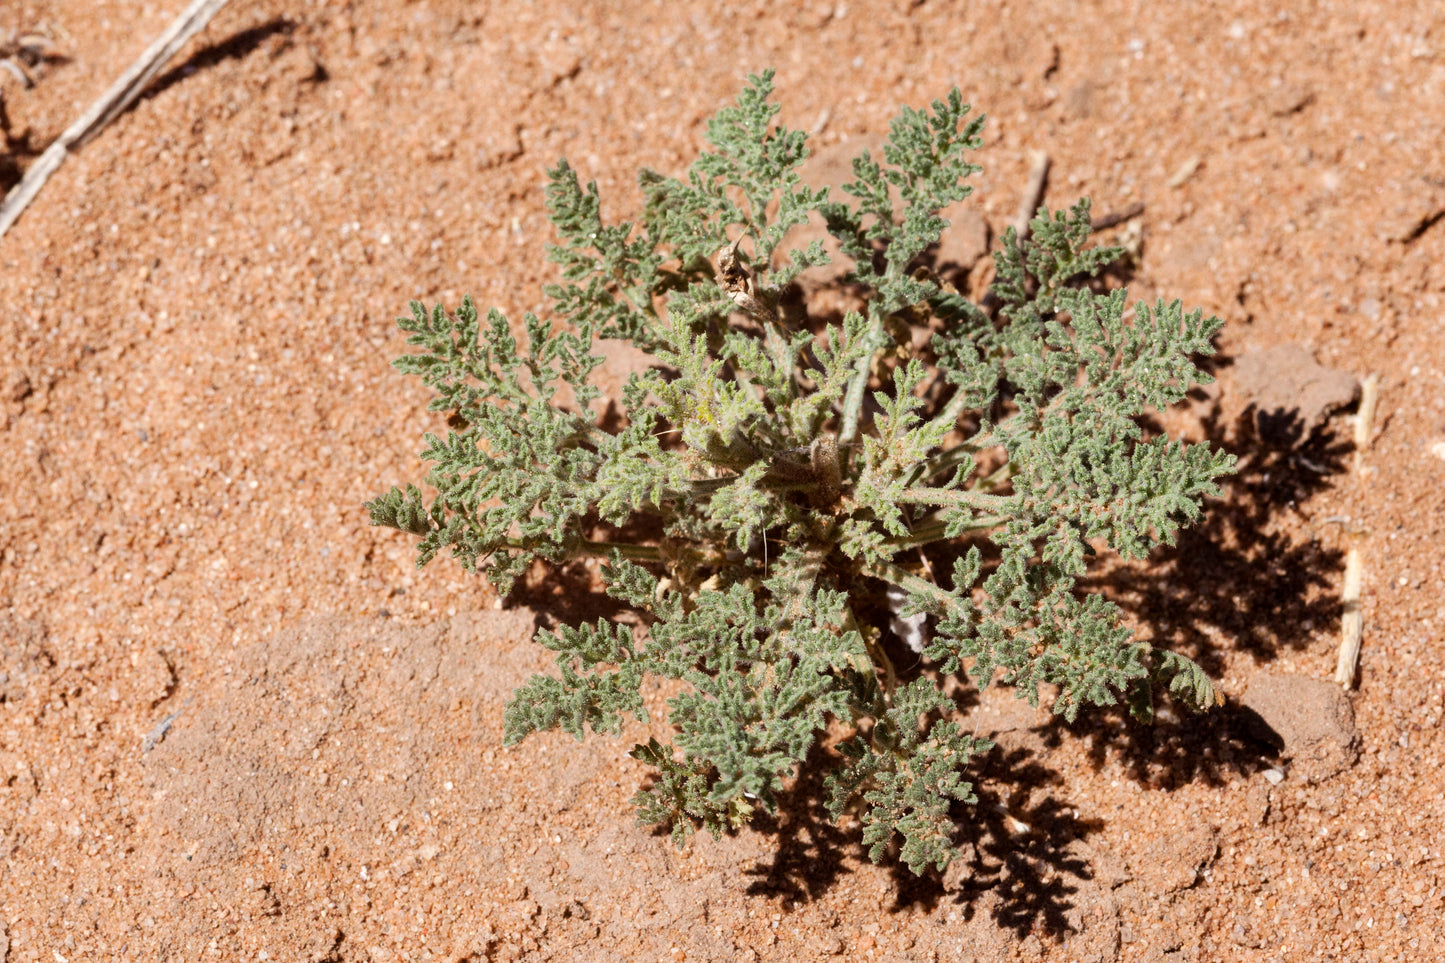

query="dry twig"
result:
[1353,372,1380,473]
[0,0,232,239]
[1011,149,1051,241]
[1334,548,1364,688]
[1335,373,1380,688]
[1167,155,1202,188]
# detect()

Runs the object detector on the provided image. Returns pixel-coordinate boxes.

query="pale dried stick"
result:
[1353,373,1380,473]
[1335,374,1379,687]
[1167,155,1202,189]
[0,0,232,239]
[1011,150,1051,242]
[1335,548,1364,687]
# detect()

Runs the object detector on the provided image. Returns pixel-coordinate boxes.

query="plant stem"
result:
[671,476,736,496]
[884,513,1009,549]
[585,540,665,560]
[920,389,974,442]
[915,436,995,486]
[839,362,871,450]
[779,543,826,629]
[844,602,896,706]
[504,538,664,561]
[974,459,1018,492]
[860,557,959,615]
[838,314,889,449]
[896,487,1011,511]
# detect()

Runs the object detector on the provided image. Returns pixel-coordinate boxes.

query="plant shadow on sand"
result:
[1062,359,1355,785]
[1103,369,1353,674]
[732,739,1103,941]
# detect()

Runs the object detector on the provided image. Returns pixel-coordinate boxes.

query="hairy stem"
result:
[779,542,827,629]
[913,434,996,487]
[973,459,1018,493]
[884,513,1009,549]
[920,388,974,442]
[844,602,896,706]
[838,315,889,449]
[504,538,664,561]
[896,488,1011,511]
[860,557,959,615]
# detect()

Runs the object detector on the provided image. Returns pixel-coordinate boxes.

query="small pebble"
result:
[1263,768,1284,785]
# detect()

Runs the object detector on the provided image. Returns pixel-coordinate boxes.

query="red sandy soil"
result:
[2,1,1444,960]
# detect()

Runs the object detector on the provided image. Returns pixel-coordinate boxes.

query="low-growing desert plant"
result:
[367,70,1234,874]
